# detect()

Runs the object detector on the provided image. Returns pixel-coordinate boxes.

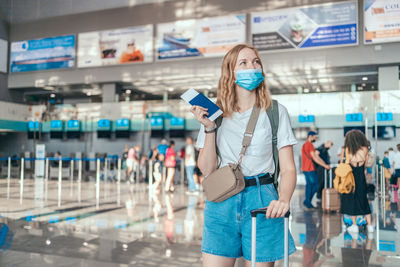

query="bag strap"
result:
[345,147,350,164]
[266,100,280,187]
[214,116,223,168]
[214,106,261,167]
[237,106,261,165]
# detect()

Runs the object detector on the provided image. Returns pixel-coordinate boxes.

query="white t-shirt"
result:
[185,144,196,167]
[195,103,297,176]
[393,151,400,170]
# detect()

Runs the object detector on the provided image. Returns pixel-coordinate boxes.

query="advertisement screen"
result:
[251,1,357,51]
[157,14,246,60]
[78,25,153,67]
[10,35,75,73]
[365,0,400,44]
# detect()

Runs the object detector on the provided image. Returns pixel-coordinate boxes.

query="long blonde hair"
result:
[216,44,272,117]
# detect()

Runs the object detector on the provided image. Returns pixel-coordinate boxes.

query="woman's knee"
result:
[244,260,275,267]
[202,253,236,267]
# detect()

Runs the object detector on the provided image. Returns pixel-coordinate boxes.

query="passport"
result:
[181,88,223,121]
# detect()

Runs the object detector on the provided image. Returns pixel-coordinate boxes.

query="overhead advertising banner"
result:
[157,14,246,60]
[10,35,75,73]
[365,0,400,44]
[251,1,357,51]
[78,25,153,67]
[0,39,7,73]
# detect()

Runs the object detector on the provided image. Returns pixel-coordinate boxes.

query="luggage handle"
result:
[250,208,290,267]
[250,208,290,218]
[324,167,333,189]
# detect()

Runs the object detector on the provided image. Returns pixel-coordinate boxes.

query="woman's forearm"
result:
[197,132,218,176]
[277,146,297,203]
[279,166,297,203]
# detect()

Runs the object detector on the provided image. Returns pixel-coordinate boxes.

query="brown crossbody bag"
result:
[202,106,261,202]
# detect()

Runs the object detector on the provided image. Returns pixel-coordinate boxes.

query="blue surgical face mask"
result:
[235,68,264,91]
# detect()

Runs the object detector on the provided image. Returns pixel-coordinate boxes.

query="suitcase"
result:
[322,168,340,212]
[322,213,341,238]
[250,208,290,267]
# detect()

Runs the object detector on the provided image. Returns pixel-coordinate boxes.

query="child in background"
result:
[152,153,164,194]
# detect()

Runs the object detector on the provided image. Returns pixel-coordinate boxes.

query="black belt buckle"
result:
[244,174,273,187]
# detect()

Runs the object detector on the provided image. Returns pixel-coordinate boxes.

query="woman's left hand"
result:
[265,199,290,219]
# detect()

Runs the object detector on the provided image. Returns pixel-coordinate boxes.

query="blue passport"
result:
[181,88,223,121]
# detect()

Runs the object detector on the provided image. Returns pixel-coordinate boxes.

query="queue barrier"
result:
[1,155,124,209]
[0,155,181,210]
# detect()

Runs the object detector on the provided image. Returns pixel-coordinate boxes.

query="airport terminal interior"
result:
[0,0,400,266]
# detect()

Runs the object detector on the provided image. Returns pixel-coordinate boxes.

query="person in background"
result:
[133,145,142,181]
[340,130,374,233]
[164,140,176,193]
[179,147,185,161]
[139,154,148,182]
[51,151,62,167]
[391,144,400,201]
[301,131,330,210]
[383,151,392,190]
[126,146,135,183]
[122,145,130,179]
[148,146,158,161]
[185,137,198,194]
[383,151,391,170]
[193,140,203,190]
[365,141,375,184]
[108,162,117,182]
[388,147,395,169]
[157,139,169,157]
[316,140,333,201]
[152,153,164,194]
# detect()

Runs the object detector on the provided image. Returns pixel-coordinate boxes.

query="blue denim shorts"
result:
[202,174,296,262]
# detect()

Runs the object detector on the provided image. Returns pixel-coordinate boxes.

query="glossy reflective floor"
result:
[0,176,399,267]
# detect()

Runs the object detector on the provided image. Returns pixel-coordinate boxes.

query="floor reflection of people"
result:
[341,231,373,267]
[342,209,375,267]
[0,222,14,251]
[184,195,198,243]
[152,193,161,223]
[125,186,137,218]
[313,238,334,267]
[164,194,174,257]
[303,211,322,267]
[379,201,397,231]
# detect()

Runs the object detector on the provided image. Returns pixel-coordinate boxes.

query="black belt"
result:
[245,174,274,187]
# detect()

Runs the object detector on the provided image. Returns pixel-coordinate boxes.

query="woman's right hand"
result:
[190,105,215,129]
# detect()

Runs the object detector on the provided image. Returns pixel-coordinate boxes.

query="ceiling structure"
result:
[0,0,347,24]
[0,0,173,23]
[2,0,395,104]
[11,64,383,104]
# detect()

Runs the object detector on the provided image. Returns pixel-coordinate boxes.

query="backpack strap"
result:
[266,100,280,188]
[345,147,350,164]
[214,116,223,168]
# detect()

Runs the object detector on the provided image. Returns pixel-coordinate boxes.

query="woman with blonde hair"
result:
[191,44,297,267]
